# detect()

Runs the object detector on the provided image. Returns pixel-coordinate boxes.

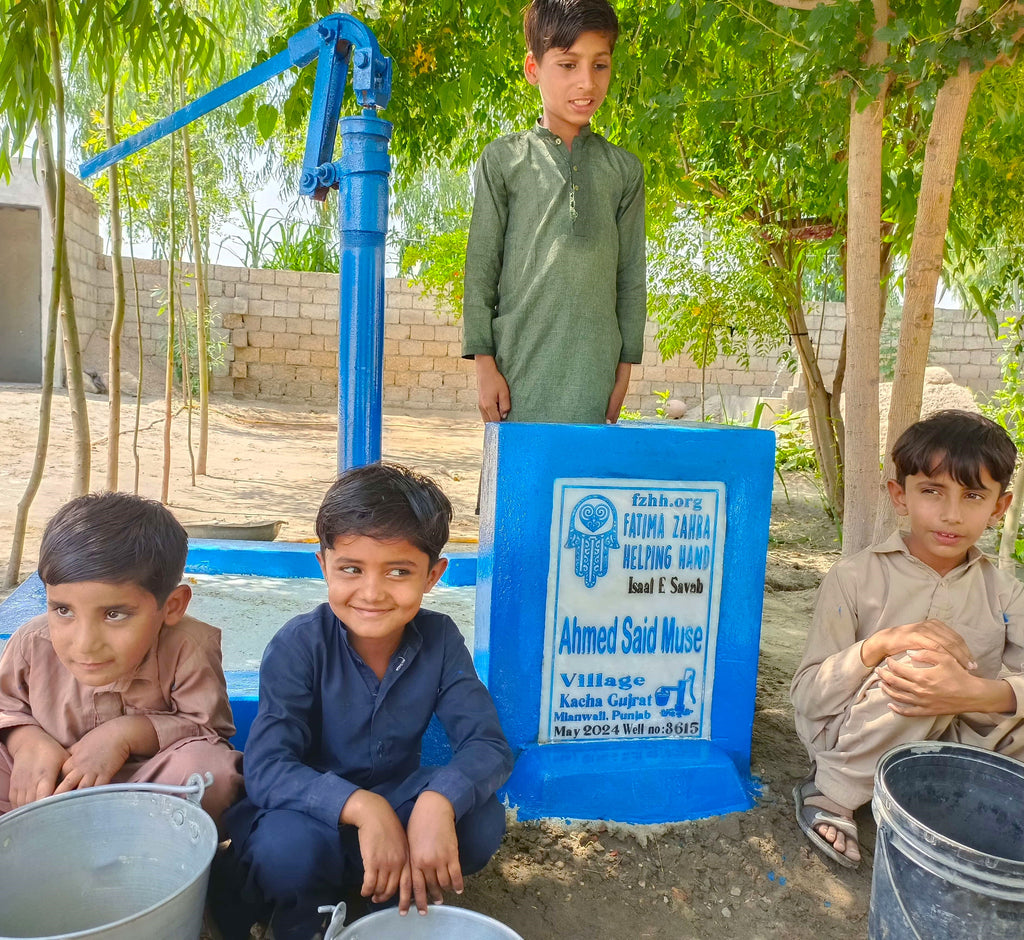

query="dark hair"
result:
[316,463,453,564]
[523,0,619,60]
[38,491,188,604]
[891,410,1018,492]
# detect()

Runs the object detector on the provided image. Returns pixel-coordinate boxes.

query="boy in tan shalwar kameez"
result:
[791,410,1024,868]
[0,492,242,828]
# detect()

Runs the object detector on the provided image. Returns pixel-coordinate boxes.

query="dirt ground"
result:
[0,385,878,939]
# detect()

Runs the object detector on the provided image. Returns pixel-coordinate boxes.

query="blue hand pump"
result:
[81,14,394,471]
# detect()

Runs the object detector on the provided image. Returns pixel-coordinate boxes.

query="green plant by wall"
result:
[156,296,226,398]
[400,226,469,317]
[767,407,838,527]
[879,305,901,381]
[392,165,473,317]
[772,408,819,474]
[267,213,339,273]
[982,315,1024,564]
[221,202,339,273]
[654,388,671,418]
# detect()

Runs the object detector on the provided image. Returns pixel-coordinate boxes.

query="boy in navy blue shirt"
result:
[222,464,512,938]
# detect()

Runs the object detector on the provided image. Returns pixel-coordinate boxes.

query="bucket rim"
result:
[0,787,218,940]
[872,742,1024,884]
[336,905,524,939]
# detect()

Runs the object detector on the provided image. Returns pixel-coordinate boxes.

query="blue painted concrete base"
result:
[505,740,754,823]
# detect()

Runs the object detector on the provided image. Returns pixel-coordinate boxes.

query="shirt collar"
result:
[336,611,424,675]
[872,529,984,574]
[103,642,161,693]
[338,614,424,700]
[531,119,592,146]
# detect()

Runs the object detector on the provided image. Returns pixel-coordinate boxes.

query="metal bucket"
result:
[869,743,1024,939]
[322,903,523,940]
[0,776,217,940]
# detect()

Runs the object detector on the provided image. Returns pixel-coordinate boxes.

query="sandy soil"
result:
[0,385,879,939]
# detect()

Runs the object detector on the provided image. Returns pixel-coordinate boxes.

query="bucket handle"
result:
[876,832,926,940]
[319,902,347,940]
[0,772,212,823]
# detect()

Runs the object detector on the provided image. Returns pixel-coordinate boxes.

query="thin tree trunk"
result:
[38,125,90,497]
[175,268,197,486]
[181,120,210,475]
[791,312,843,518]
[121,166,146,494]
[162,136,177,505]
[105,75,126,491]
[3,1,66,587]
[830,326,847,470]
[4,243,60,586]
[767,241,844,518]
[875,55,982,540]
[843,0,889,554]
[999,463,1024,571]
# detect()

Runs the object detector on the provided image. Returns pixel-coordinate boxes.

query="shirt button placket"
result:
[568,161,578,226]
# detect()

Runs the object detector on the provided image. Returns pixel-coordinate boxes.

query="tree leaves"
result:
[256,102,278,139]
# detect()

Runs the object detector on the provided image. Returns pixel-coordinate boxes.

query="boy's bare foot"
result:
[793,774,861,868]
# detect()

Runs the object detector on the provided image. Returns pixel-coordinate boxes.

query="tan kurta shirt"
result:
[0,613,236,751]
[791,531,1024,749]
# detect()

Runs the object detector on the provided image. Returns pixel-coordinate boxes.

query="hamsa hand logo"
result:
[565,495,618,588]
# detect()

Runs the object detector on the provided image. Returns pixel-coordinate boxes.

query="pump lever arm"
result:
[79,13,391,190]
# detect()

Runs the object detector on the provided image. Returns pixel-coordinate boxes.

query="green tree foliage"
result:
[944,67,1024,325]
[72,13,262,262]
[5,1,1023,527]
[649,213,795,371]
[0,0,68,588]
[391,165,474,315]
[982,316,1024,567]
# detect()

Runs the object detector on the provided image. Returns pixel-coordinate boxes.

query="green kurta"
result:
[462,123,647,424]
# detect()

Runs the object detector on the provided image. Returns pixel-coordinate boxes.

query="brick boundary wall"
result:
[3,169,1008,417]
[216,287,1008,417]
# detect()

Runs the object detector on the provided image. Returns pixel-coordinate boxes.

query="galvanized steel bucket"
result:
[0,775,217,940]
[321,902,524,940]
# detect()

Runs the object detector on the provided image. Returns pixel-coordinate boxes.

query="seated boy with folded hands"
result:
[0,492,242,825]
[792,411,1023,868]
[221,464,513,939]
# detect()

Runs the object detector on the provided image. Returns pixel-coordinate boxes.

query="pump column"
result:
[336,114,393,471]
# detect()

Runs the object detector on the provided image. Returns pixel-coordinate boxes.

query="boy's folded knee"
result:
[239,809,351,899]
[456,796,506,875]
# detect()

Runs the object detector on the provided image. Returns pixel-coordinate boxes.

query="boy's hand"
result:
[876,648,1013,716]
[861,618,975,671]
[474,355,510,423]
[55,718,141,793]
[605,362,632,424]
[341,789,413,908]
[405,790,462,915]
[5,726,69,808]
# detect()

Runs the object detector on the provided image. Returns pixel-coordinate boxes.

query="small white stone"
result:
[665,398,687,419]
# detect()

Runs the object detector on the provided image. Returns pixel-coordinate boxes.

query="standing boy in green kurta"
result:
[462,0,646,425]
